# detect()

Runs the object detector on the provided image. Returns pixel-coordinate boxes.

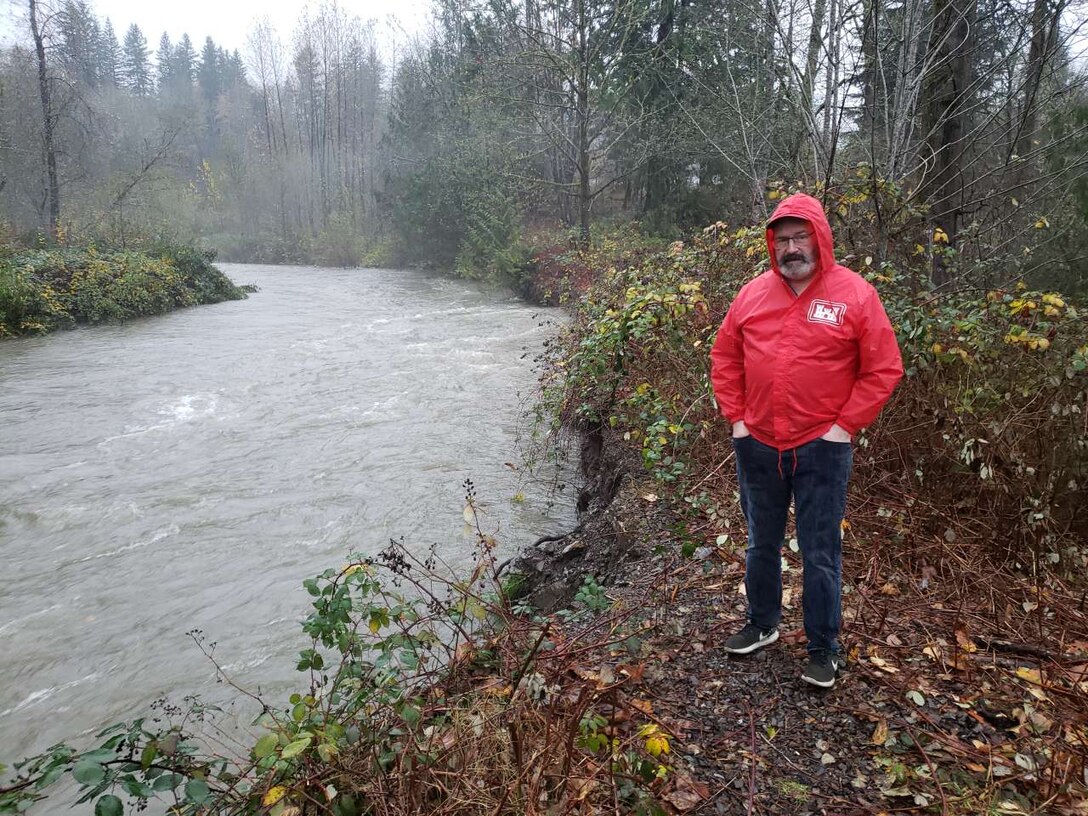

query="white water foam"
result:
[0,672,102,716]
[0,603,65,637]
[99,394,224,445]
[75,524,179,563]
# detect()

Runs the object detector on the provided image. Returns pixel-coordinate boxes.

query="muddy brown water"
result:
[0,263,574,765]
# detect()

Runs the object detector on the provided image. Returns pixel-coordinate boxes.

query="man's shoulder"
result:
[824,264,878,302]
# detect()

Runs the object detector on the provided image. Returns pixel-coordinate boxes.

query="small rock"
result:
[820,752,836,765]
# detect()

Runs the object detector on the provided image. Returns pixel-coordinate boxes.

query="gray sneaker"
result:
[801,651,846,688]
[724,623,779,654]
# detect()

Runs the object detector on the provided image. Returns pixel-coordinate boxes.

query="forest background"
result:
[2,0,1086,293]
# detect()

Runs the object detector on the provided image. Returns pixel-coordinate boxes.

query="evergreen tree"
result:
[121,23,152,95]
[155,32,174,90]
[174,34,197,85]
[99,18,121,88]
[227,49,246,85]
[198,37,220,104]
[59,0,100,87]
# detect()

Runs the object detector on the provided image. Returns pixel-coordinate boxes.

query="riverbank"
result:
[0,243,247,338]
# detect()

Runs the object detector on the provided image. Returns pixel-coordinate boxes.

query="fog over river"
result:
[0,264,575,762]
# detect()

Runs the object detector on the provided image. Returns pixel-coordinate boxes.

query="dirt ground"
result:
[515,435,1088,816]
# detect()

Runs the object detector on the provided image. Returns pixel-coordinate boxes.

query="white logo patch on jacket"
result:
[807,299,847,327]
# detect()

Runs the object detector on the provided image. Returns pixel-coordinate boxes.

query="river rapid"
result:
[0,264,574,763]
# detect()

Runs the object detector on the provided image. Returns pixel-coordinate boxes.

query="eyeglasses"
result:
[772,232,813,248]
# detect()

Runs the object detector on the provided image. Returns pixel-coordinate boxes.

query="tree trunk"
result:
[923,0,977,286]
[29,0,60,238]
[576,0,591,246]
[1012,0,1062,171]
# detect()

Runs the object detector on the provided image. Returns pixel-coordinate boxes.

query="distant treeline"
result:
[1,0,1086,292]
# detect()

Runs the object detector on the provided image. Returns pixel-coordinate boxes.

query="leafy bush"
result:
[0,244,245,338]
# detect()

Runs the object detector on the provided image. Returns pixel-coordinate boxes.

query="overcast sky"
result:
[1,0,434,56]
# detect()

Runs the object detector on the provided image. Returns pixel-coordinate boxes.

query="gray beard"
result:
[780,259,815,281]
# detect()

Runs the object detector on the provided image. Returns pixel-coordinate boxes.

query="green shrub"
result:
[0,244,245,338]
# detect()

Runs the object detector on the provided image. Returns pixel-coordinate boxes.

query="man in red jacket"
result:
[710,192,903,688]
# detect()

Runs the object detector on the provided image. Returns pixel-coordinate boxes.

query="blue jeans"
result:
[733,435,852,655]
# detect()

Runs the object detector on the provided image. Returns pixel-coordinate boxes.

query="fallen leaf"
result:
[923,644,943,661]
[663,773,708,811]
[630,697,654,715]
[479,677,512,697]
[869,655,900,673]
[906,690,926,706]
[885,633,903,647]
[881,786,914,797]
[821,752,836,764]
[619,663,646,683]
[642,493,659,503]
[880,582,901,596]
[871,718,889,745]
[1013,753,1038,772]
[955,628,978,653]
[1016,667,1042,685]
[1023,600,1039,613]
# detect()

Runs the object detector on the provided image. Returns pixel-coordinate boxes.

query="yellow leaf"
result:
[871,718,889,744]
[369,618,382,634]
[931,343,944,354]
[933,227,949,244]
[1016,667,1042,685]
[646,734,670,756]
[1034,217,1050,229]
[263,786,289,807]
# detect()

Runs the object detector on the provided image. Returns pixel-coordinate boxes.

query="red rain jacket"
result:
[710,193,903,451]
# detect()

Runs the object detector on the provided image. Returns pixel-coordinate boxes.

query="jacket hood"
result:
[765,193,835,280]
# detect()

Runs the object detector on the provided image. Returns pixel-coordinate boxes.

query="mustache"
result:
[782,251,808,264]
